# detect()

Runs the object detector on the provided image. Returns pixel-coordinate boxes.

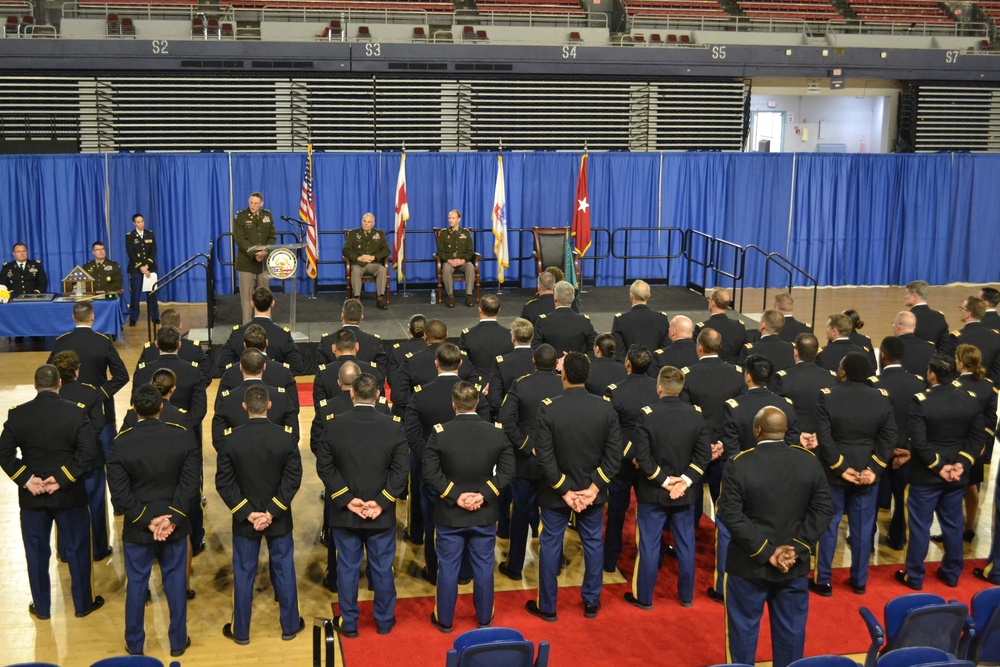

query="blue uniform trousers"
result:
[725,574,809,667]
[635,502,696,605]
[886,463,910,547]
[983,477,1000,582]
[407,451,424,540]
[715,516,731,593]
[129,272,158,325]
[21,505,93,616]
[816,483,877,587]
[435,524,496,627]
[905,484,965,587]
[332,526,396,632]
[58,468,110,562]
[231,532,299,640]
[504,478,539,576]
[123,538,187,655]
[604,469,638,572]
[497,486,512,539]
[538,505,604,614]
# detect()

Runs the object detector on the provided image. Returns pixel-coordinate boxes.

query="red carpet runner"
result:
[338,520,992,667]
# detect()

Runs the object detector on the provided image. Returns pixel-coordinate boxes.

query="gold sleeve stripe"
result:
[519,436,530,451]
[960,451,976,465]
[871,456,887,469]
[987,428,996,437]
[689,464,704,475]
[647,466,661,481]
[168,505,187,518]
[929,454,941,470]
[61,466,77,483]
[749,539,769,558]
[440,482,454,499]
[382,489,396,502]
[622,441,632,458]
[271,497,288,511]
[596,467,610,484]
[10,465,26,481]
[793,538,813,554]
[552,474,566,490]
[487,480,500,496]
[829,455,844,471]
[132,506,146,523]
[231,499,248,514]
[330,487,349,500]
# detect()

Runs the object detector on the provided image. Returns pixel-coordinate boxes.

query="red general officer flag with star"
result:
[572,153,591,257]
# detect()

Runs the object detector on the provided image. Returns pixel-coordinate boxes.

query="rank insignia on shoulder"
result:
[405,352,413,359]
[283,327,291,333]
[693,405,702,412]
[319,399,327,407]
[608,384,617,391]
[614,312,622,317]
[494,422,502,429]
[952,380,962,387]
[224,427,232,436]
[460,350,468,356]
[602,395,610,402]
[969,391,977,398]
[393,343,400,349]
[232,325,240,331]
[393,415,401,422]
[192,340,200,346]
[277,387,285,393]
[137,362,146,370]
[784,397,793,404]
[178,408,188,413]
[414,385,422,393]
[738,319,745,325]
[282,363,290,369]
[820,388,831,394]
[682,367,691,374]
[373,333,381,339]
[378,397,387,404]
[879,389,889,396]
[542,397,552,405]
[326,414,335,421]
[777,370,787,376]
[225,363,234,370]
[539,314,547,320]
[660,311,668,317]
[584,315,591,320]
[950,330,960,336]
[916,393,927,401]
[143,342,151,348]
[474,384,482,391]
[191,361,199,368]
[869,376,879,384]
[321,332,330,339]
[734,365,743,373]
[462,328,470,334]
[284,425,293,433]
[642,405,653,415]
[726,398,738,408]
[318,364,326,371]
[77,402,86,409]
[221,390,230,397]
[496,355,504,362]
[745,343,754,350]
[434,423,444,433]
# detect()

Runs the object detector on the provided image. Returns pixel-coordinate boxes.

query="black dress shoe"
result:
[322,575,337,593]
[964,530,976,543]
[128,322,136,327]
[886,539,906,551]
[498,562,522,581]
[935,569,958,588]
[186,589,196,600]
[171,636,191,657]
[930,533,944,543]
[706,587,724,603]
[75,595,105,618]
[332,615,358,639]
[447,295,455,308]
[458,576,472,586]
[849,580,866,595]
[895,569,921,590]
[28,603,50,620]
[662,543,678,559]
[974,568,1000,584]
[419,566,437,586]
[377,295,387,310]
[584,603,600,619]
[192,541,207,557]
[223,622,250,645]
[403,530,423,546]
[478,615,494,629]
[680,599,693,608]
[93,548,113,561]
[430,612,453,634]
[377,617,396,635]
[524,600,557,622]
[623,592,652,611]
[282,617,306,641]
[808,581,832,597]
[465,295,475,308]
[145,589,152,605]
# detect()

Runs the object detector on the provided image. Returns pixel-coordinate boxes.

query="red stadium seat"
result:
[106,13,120,36]
[633,33,645,43]
[121,17,136,36]
[569,30,581,41]
[650,33,663,44]
[412,26,427,40]
[476,29,488,40]
[462,24,475,40]
[680,33,691,43]
[667,33,678,42]
[191,16,204,36]
[357,24,372,40]
[221,22,234,37]
[4,15,18,35]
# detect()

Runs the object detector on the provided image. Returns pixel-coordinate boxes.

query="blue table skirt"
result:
[0,298,126,338]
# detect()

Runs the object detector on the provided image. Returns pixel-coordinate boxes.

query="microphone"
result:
[280,215,314,227]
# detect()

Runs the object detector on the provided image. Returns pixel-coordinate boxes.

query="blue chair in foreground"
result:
[916,661,974,667]
[967,586,1000,664]
[787,656,860,667]
[6,663,62,667]
[89,657,165,667]
[875,646,952,667]
[445,627,550,667]
[859,594,973,667]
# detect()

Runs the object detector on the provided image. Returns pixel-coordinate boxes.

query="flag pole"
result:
[399,141,412,299]
[579,139,589,295]
[495,138,504,296]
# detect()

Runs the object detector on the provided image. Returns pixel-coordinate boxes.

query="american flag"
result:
[300,143,318,279]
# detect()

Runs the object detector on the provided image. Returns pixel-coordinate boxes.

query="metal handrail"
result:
[683,229,743,296]
[148,244,214,344]
[739,243,818,330]
[610,226,684,285]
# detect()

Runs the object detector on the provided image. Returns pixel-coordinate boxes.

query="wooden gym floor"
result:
[0,282,993,666]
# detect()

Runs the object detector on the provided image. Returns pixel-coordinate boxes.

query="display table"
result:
[0,298,126,338]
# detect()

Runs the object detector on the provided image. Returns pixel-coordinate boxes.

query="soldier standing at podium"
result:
[233,192,276,324]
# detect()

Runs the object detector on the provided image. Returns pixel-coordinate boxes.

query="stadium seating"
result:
[859,594,973,667]
[737,0,842,22]
[966,587,1000,664]
[624,0,730,19]
[445,627,549,667]
[230,0,452,11]
[848,0,953,23]
[979,1,1000,20]
[475,0,587,17]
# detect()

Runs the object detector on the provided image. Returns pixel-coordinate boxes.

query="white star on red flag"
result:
[577,197,589,213]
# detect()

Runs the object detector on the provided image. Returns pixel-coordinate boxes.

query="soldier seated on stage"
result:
[1,242,48,296]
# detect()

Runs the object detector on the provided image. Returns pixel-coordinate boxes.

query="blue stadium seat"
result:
[859,594,973,667]
[787,656,860,667]
[89,657,165,667]
[875,646,952,667]
[914,662,974,667]
[445,627,549,667]
[966,586,1000,663]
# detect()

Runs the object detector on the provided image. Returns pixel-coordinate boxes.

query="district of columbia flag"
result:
[572,153,592,258]
[300,143,318,279]
[393,153,409,283]
[492,153,509,283]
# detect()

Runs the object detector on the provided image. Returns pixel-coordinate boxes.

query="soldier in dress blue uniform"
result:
[125,214,159,326]
[770,333,838,436]
[526,352,623,621]
[650,315,700,376]
[459,294,513,385]
[694,288,747,365]
[531,281,597,355]
[436,210,476,308]
[773,292,812,343]
[816,313,868,373]
[981,287,1000,329]
[388,315,427,389]
[316,375,408,638]
[586,334,627,396]
[216,384,303,646]
[486,317,535,419]
[107,384,200,658]
[1,242,48,296]
[424,381,514,632]
[82,241,123,294]
[0,364,103,622]
[904,280,950,352]
[611,280,670,363]
[944,296,1000,384]
[343,212,390,309]
[896,355,985,590]
[217,287,303,375]
[218,324,297,404]
[738,310,795,373]
[317,299,389,375]
[626,365,711,609]
[718,407,832,667]
[137,309,209,387]
[891,311,935,379]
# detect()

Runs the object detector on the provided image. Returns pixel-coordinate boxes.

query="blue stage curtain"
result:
[946,154,1000,285]
[108,153,230,302]
[519,152,582,283]
[0,155,107,290]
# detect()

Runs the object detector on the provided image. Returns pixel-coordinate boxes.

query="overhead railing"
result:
[740,244,818,331]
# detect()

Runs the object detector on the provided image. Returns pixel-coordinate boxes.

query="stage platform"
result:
[199,285,759,376]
